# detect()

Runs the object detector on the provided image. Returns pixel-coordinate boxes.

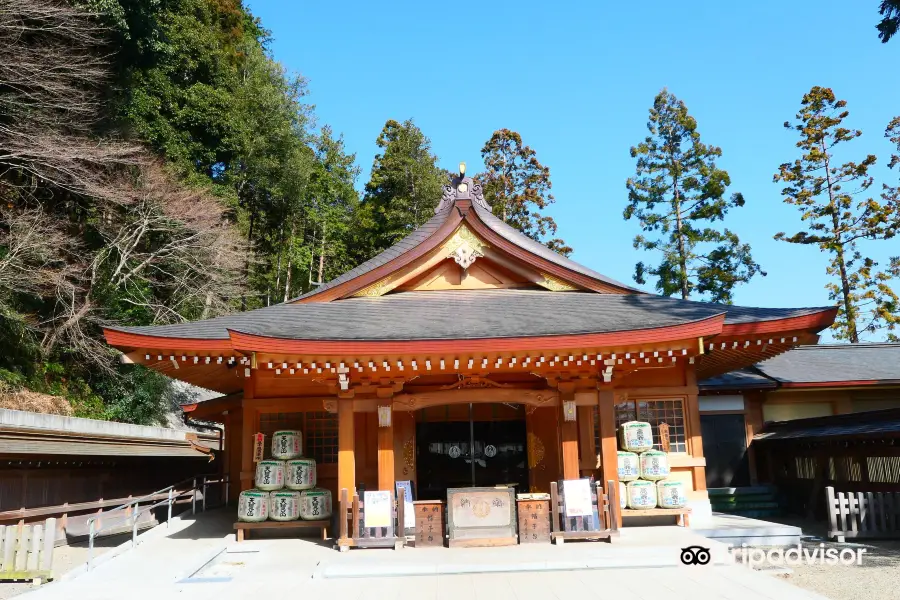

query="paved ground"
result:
[0,532,129,600]
[757,517,900,600]
[3,509,833,600]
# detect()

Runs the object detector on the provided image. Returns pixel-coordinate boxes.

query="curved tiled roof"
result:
[108,289,831,342]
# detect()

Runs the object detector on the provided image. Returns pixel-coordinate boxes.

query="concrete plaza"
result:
[16,509,828,600]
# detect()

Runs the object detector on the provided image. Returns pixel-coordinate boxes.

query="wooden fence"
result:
[0,519,56,584]
[826,487,900,541]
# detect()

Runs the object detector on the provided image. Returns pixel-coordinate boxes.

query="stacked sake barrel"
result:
[237,430,333,522]
[615,421,687,511]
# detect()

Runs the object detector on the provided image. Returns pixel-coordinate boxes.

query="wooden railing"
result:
[827,486,900,541]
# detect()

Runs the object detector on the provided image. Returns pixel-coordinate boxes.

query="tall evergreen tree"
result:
[774,87,900,342]
[878,1,900,42]
[361,119,445,255]
[478,129,571,256]
[625,89,762,303]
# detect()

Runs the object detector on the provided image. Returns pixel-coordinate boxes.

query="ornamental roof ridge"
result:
[436,164,490,213]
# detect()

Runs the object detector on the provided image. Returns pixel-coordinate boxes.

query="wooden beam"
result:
[393,388,558,411]
[577,406,596,471]
[377,417,395,492]
[685,367,707,492]
[338,398,356,495]
[240,373,257,493]
[560,391,579,480]
[599,390,620,527]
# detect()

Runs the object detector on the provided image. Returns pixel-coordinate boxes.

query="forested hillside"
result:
[2,1,896,425]
[0,0,569,424]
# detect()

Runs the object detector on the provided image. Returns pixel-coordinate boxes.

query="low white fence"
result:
[0,518,56,584]
[826,487,900,542]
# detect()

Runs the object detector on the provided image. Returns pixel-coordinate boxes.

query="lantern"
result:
[377,405,392,428]
[563,400,577,422]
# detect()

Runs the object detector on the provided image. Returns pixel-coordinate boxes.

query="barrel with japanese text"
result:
[238,489,269,522]
[271,430,302,460]
[269,490,301,521]
[299,488,332,520]
[255,459,285,491]
[285,458,316,490]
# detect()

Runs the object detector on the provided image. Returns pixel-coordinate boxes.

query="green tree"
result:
[774,87,900,342]
[478,129,571,256]
[361,119,445,255]
[625,89,762,303]
[878,1,900,42]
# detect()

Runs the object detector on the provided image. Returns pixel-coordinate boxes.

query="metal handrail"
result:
[86,474,229,570]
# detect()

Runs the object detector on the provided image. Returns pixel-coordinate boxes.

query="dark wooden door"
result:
[415,409,528,500]
[701,414,750,488]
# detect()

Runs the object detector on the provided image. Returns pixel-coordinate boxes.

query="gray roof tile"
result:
[109,289,830,342]
[755,343,900,383]
[699,368,777,390]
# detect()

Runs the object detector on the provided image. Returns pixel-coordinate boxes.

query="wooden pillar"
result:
[685,367,706,492]
[338,398,356,495]
[377,408,395,492]
[599,390,621,527]
[744,392,765,486]
[240,371,257,493]
[577,406,596,474]
[559,387,579,480]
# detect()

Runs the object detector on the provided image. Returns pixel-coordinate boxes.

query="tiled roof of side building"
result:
[699,368,777,390]
[108,289,832,342]
[754,343,900,384]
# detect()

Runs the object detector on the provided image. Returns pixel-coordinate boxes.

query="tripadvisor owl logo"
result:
[680,545,711,565]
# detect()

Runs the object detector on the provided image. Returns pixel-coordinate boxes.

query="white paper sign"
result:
[562,479,593,518]
[396,481,415,529]
[364,490,392,528]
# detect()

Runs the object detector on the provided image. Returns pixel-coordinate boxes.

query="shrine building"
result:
[103,168,837,524]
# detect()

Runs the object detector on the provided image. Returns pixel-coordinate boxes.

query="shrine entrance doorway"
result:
[415,403,528,500]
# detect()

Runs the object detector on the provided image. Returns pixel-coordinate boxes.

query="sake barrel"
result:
[237,489,269,522]
[625,480,657,509]
[657,480,687,509]
[269,490,301,521]
[285,458,316,490]
[299,488,332,521]
[617,451,641,482]
[271,430,302,460]
[620,421,654,453]
[255,459,285,490]
[619,481,627,510]
[639,449,670,481]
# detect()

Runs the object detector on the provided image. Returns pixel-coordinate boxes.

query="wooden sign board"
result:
[413,500,444,547]
[517,498,551,543]
[252,433,265,463]
[363,491,392,528]
[447,487,517,547]
[658,423,671,453]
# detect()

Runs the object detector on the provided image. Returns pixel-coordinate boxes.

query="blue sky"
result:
[247,1,898,340]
